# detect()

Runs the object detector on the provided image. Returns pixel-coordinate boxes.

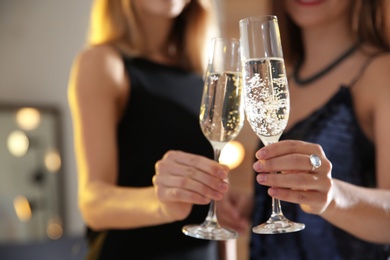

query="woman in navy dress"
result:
[218,0,390,259]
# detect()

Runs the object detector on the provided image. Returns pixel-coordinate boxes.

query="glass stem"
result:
[265,141,284,219]
[204,147,222,226]
[271,188,283,218]
[205,200,219,225]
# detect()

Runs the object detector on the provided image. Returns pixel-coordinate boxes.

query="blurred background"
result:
[0,0,269,259]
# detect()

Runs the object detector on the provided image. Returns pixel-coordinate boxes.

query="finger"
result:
[155,159,229,193]
[156,186,211,205]
[257,172,332,192]
[154,174,227,201]
[253,153,332,175]
[162,150,229,179]
[267,187,329,214]
[255,140,325,160]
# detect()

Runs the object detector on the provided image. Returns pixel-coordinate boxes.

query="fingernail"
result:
[268,188,277,196]
[218,182,229,191]
[256,149,267,159]
[257,174,267,183]
[218,170,228,179]
[253,161,263,171]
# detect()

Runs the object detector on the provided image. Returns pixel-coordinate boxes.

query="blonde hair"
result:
[87,0,218,74]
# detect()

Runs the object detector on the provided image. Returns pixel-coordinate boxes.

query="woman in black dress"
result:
[68,0,229,259]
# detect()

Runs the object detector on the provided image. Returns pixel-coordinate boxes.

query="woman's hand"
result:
[253,140,333,215]
[217,189,253,234]
[152,150,230,221]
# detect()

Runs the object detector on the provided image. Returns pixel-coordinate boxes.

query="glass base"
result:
[182,222,238,240]
[252,214,305,234]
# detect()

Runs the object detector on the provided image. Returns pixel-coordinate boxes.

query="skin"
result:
[68,0,230,231]
[218,0,390,244]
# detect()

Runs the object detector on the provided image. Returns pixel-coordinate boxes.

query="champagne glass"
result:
[239,15,305,234]
[182,37,244,240]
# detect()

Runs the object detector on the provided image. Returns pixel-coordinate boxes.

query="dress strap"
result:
[349,51,389,88]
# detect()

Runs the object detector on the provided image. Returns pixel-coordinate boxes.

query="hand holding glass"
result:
[182,37,244,240]
[239,15,305,234]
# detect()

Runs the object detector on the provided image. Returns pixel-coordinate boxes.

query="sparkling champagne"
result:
[243,58,290,145]
[200,72,244,150]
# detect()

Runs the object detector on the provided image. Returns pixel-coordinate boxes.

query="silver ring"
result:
[309,154,322,172]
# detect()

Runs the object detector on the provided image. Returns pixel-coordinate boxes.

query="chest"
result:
[287,81,373,141]
[287,80,340,131]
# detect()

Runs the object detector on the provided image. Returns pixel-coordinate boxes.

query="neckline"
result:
[283,86,349,135]
[293,43,360,86]
[132,57,187,72]
[282,85,374,149]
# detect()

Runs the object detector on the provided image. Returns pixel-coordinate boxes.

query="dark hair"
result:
[272,0,390,65]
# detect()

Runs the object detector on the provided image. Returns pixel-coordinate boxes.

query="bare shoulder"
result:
[355,53,390,134]
[361,52,390,90]
[77,45,121,65]
[350,51,390,140]
[75,45,125,84]
[69,44,128,101]
[356,52,390,103]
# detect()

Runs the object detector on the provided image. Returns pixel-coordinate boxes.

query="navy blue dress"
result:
[86,57,217,259]
[250,86,389,259]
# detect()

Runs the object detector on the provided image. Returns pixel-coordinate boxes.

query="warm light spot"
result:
[47,216,63,240]
[44,150,61,173]
[13,196,32,222]
[300,204,311,213]
[16,107,41,131]
[7,130,29,157]
[219,141,245,170]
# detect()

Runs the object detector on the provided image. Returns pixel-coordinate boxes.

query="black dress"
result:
[86,57,217,259]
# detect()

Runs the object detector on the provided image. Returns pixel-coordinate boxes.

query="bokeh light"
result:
[44,149,61,173]
[13,195,32,222]
[219,140,245,170]
[7,130,30,157]
[47,216,63,240]
[16,107,41,131]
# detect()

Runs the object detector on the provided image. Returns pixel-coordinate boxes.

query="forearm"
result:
[79,181,171,230]
[321,179,390,244]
